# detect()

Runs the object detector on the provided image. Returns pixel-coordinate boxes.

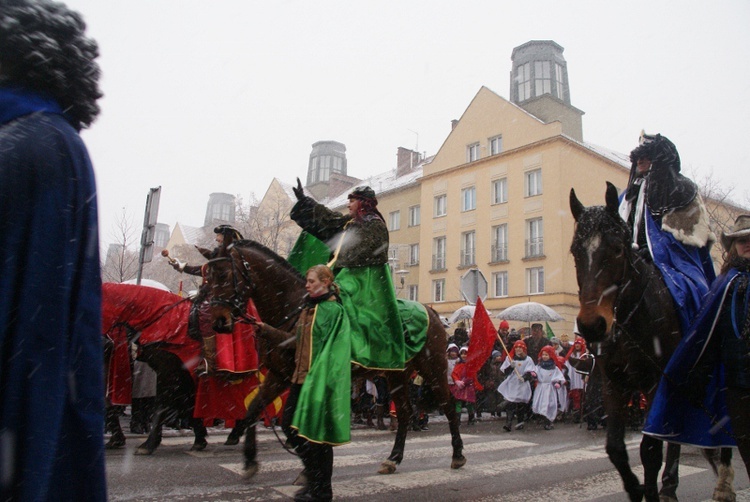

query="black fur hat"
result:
[0,0,102,129]
[348,186,377,202]
[213,224,244,241]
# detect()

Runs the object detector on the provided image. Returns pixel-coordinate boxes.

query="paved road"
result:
[106,415,750,501]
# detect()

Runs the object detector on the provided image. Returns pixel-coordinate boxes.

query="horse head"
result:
[569,182,631,344]
[201,241,307,334]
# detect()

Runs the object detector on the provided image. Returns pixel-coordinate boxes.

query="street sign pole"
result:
[136,186,161,285]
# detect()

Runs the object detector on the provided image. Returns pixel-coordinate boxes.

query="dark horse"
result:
[198,240,466,478]
[102,283,250,454]
[569,183,734,502]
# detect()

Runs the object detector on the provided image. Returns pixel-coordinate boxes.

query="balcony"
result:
[491,244,508,262]
[525,238,544,258]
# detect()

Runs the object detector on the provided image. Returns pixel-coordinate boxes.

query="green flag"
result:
[545,321,555,340]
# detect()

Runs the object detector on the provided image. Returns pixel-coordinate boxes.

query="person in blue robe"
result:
[0,1,106,500]
[644,215,750,478]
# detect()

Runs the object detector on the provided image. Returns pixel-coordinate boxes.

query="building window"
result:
[517,62,531,101]
[408,205,421,227]
[432,236,446,271]
[389,210,400,231]
[526,218,544,257]
[467,143,480,163]
[409,243,420,266]
[434,194,447,217]
[490,135,503,156]
[461,186,476,212]
[493,271,508,298]
[433,279,446,302]
[492,178,507,204]
[525,168,543,197]
[408,285,419,302]
[492,224,508,262]
[461,231,475,266]
[555,63,565,100]
[534,61,551,96]
[527,267,545,295]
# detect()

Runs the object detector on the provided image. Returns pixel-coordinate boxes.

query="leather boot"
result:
[201,334,217,375]
[365,407,375,428]
[375,405,387,430]
[503,406,513,432]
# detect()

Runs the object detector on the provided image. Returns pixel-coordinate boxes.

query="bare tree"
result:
[235,190,298,256]
[101,208,139,283]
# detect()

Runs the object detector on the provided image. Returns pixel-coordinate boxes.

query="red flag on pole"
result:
[465,297,496,384]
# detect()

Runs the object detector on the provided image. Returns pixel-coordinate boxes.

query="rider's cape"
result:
[292,299,352,445]
[643,270,742,447]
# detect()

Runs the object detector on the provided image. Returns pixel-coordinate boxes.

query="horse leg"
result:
[657,441,679,501]
[225,417,247,446]
[601,378,644,501]
[711,448,736,502]
[136,406,165,455]
[379,376,409,474]
[241,397,264,479]
[637,434,665,501]
[190,417,208,451]
[727,387,750,479]
[104,404,126,449]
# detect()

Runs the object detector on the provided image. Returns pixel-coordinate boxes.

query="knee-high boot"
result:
[375,404,387,430]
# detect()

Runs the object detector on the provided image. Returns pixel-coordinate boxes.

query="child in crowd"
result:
[498,340,536,431]
[451,347,478,425]
[564,336,588,422]
[532,346,566,430]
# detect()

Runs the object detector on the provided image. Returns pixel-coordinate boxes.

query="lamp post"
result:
[395,269,409,298]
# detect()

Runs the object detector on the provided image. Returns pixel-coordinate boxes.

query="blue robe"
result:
[643,270,742,447]
[0,87,106,500]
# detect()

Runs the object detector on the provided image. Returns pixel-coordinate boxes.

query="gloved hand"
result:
[522,371,534,382]
[292,177,305,201]
[171,260,186,272]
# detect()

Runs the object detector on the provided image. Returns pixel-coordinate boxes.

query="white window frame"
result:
[409,243,420,266]
[434,194,447,217]
[433,279,446,302]
[526,218,544,257]
[525,168,543,197]
[555,63,564,100]
[517,62,531,101]
[460,231,476,266]
[489,135,503,156]
[492,224,508,262]
[432,236,446,270]
[493,271,508,298]
[534,60,551,96]
[408,205,421,227]
[527,267,545,295]
[461,186,476,212]
[492,177,507,204]
[389,210,401,231]
[408,285,419,302]
[467,143,480,163]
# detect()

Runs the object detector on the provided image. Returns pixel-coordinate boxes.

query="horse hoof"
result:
[378,460,397,475]
[191,440,208,451]
[451,455,467,469]
[105,434,125,449]
[659,496,678,502]
[242,461,259,480]
[135,446,154,455]
[293,469,308,486]
[224,435,240,446]
[711,489,736,502]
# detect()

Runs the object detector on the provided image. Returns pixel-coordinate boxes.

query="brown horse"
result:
[569,183,734,502]
[198,240,466,478]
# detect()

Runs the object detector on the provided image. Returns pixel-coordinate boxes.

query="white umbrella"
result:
[448,305,476,324]
[495,302,563,322]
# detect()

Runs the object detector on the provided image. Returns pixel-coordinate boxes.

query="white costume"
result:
[498,356,535,404]
[532,363,566,422]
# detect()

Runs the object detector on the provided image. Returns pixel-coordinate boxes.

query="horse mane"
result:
[232,240,305,282]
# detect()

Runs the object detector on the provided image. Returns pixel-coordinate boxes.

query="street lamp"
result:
[395,269,409,296]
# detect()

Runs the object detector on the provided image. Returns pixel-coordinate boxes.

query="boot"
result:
[467,410,476,425]
[365,408,375,428]
[375,404,387,430]
[389,414,398,431]
[503,406,513,432]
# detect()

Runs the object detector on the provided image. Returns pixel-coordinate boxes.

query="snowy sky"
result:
[62,0,750,250]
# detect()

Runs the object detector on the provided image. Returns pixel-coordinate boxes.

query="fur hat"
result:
[446,343,459,354]
[348,186,377,201]
[721,214,750,250]
[459,346,469,354]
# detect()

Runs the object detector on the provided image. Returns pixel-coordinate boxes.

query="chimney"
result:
[451,119,459,130]
[396,147,421,178]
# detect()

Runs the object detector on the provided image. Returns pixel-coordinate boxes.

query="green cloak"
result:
[291,299,352,445]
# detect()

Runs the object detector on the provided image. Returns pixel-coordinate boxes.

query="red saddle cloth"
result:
[212,300,260,375]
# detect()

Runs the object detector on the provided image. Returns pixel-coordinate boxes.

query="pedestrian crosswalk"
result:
[205,427,750,501]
